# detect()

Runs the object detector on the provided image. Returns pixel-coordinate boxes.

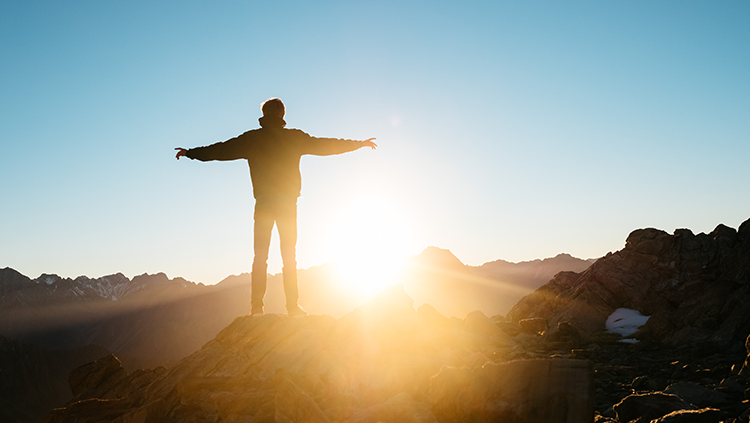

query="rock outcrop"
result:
[43,285,594,423]
[508,218,750,353]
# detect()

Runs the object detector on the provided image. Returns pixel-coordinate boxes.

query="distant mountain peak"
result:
[409,246,466,270]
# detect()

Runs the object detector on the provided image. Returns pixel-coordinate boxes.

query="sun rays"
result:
[321,191,416,301]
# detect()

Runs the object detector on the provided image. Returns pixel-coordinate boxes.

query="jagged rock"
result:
[649,408,721,423]
[508,218,750,353]
[43,356,167,422]
[614,392,695,423]
[68,354,167,405]
[68,354,127,402]
[428,358,594,423]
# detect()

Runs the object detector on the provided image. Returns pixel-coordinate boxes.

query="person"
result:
[175,98,376,317]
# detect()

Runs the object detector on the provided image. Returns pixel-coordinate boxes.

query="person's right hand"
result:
[175,147,187,159]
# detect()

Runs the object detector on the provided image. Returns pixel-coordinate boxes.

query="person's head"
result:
[261,98,285,119]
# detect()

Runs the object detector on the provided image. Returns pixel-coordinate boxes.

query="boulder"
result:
[68,354,127,403]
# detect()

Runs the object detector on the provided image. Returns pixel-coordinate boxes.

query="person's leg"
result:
[276,198,303,314]
[251,200,274,314]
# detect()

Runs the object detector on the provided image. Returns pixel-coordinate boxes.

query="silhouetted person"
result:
[176,98,376,317]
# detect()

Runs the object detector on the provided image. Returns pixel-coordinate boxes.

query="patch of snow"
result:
[74,275,133,300]
[606,308,650,338]
[45,277,55,285]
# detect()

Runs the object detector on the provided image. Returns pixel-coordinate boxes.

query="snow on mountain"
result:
[0,269,191,307]
[72,274,142,301]
[24,272,143,301]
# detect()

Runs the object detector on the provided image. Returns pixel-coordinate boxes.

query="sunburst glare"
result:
[321,191,416,301]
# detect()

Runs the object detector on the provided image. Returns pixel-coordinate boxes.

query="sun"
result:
[321,191,415,301]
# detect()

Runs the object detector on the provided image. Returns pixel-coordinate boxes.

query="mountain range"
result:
[0,249,592,369]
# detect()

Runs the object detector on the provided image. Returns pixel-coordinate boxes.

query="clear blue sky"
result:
[2,1,748,284]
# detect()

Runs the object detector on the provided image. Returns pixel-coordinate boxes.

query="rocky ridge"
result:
[508,219,750,353]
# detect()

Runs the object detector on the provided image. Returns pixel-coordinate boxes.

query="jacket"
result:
[186,117,362,199]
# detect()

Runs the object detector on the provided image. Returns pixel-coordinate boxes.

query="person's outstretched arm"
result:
[303,133,377,156]
[175,136,249,161]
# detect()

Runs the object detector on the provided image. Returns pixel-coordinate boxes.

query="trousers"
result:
[250,196,298,312]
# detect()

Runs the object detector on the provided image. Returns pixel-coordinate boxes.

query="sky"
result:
[2,1,749,285]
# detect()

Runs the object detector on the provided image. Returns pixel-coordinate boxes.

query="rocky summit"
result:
[43,285,595,423]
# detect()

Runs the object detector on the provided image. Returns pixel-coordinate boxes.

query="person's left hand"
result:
[361,138,377,150]
[175,147,187,159]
